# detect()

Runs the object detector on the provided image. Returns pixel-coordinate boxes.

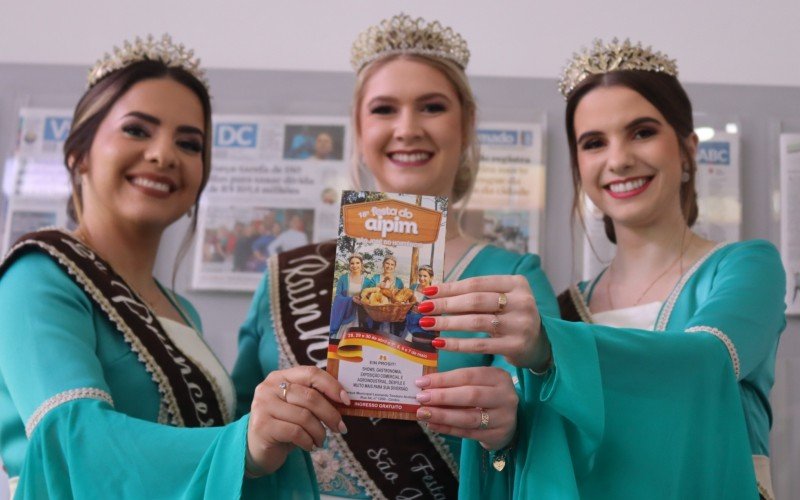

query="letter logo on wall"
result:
[44,117,72,143]
[697,142,730,165]
[477,129,518,147]
[214,123,258,148]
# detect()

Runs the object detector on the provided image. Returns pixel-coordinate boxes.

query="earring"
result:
[680,162,690,183]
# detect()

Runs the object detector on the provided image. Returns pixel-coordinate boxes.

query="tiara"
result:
[88,34,207,89]
[351,13,470,72]
[558,38,678,99]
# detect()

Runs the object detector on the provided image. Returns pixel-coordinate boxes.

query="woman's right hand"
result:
[246,366,351,476]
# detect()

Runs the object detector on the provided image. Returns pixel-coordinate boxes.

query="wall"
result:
[1,0,799,87]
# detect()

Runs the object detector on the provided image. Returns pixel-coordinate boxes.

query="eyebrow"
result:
[123,111,205,137]
[576,116,662,144]
[366,92,453,108]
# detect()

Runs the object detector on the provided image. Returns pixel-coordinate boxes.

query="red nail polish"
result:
[421,286,439,296]
[431,338,446,349]
[417,301,434,313]
[419,317,436,328]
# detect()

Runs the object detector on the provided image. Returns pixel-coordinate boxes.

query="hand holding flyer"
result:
[327,190,448,420]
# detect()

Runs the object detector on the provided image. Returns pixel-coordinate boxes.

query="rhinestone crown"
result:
[351,13,470,72]
[88,34,207,90]
[558,38,678,99]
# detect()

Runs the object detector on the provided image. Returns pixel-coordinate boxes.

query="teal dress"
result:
[233,243,559,498]
[0,251,318,498]
[460,240,786,500]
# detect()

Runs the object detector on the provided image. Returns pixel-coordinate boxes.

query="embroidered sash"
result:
[0,229,228,427]
[269,242,458,500]
[557,287,585,322]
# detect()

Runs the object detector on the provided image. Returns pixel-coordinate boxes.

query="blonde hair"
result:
[350,53,479,205]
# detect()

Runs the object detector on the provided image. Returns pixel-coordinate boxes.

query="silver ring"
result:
[278,381,289,401]
[497,292,508,313]
[479,408,490,430]
[490,315,500,334]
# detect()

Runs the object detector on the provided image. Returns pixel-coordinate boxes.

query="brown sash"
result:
[269,242,459,499]
[558,288,583,322]
[0,229,228,427]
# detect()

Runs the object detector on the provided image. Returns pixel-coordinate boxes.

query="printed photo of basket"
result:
[354,296,415,322]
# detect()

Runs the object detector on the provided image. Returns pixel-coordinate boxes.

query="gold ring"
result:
[490,315,500,334]
[279,381,289,401]
[497,292,508,313]
[479,408,490,430]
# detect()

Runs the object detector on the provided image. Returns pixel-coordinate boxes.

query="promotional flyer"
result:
[327,190,447,420]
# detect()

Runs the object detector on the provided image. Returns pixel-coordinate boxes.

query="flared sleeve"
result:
[505,241,786,499]
[0,253,317,499]
[457,249,560,499]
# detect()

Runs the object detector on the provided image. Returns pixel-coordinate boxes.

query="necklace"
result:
[605,228,690,310]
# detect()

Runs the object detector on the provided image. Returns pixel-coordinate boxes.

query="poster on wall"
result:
[780,133,800,316]
[1,108,73,253]
[191,114,351,291]
[582,131,742,280]
[462,122,545,255]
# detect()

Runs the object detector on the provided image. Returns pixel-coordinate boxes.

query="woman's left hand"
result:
[414,367,518,451]
[418,275,549,370]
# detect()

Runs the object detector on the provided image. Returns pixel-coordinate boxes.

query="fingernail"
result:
[432,338,446,349]
[417,408,432,421]
[417,301,434,313]
[419,317,436,328]
[311,445,318,451]
[415,376,430,388]
[416,391,431,403]
[338,421,348,434]
[340,390,351,406]
[421,286,439,296]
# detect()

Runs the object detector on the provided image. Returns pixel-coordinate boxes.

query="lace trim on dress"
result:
[685,325,740,379]
[654,243,727,331]
[25,387,114,438]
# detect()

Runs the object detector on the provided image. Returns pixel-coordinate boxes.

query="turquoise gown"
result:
[459,240,786,500]
[0,251,318,498]
[233,243,559,498]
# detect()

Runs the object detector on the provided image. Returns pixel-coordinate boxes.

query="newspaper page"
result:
[2,108,73,252]
[780,133,800,315]
[327,190,447,420]
[582,132,742,280]
[191,114,350,291]
[463,122,545,254]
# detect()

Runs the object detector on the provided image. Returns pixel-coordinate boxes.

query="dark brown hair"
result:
[565,71,698,243]
[63,60,212,282]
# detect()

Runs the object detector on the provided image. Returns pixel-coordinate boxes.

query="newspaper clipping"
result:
[463,122,545,254]
[1,108,73,253]
[780,133,800,315]
[191,114,350,291]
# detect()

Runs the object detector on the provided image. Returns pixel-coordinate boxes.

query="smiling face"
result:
[314,132,334,159]
[357,58,463,198]
[349,256,363,274]
[78,77,205,233]
[382,257,397,275]
[573,85,695,232]
[418,269,432,287]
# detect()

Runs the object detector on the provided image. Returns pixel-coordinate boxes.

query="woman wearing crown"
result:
[417,39,786,499]
[0,36,350,498]
[232,13,558,499]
